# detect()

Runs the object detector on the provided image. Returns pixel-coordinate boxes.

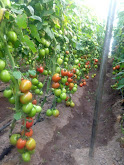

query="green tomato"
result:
[35,89,40,94]
[22,103,33,114]
[76,69,80,75]
[56,67,61,73]
[62,88,66,93]
[82,68,86,71]
[60,92,67,100]
[31,85,37,90]
[48,70,52,75]
[74,59,79,64]
[56,97,62,103]
[35,105,42,113]
[74,84,78,87]
[38,82,43,88]
[3,89,12,98]
[64,62,67,66]
[57,58,63,65]
[39,90,43,95]
[9,96,15,104]
[7,31,17,43]
[43,70,48,76]
[22,152,31,162]
[70,101,75,107]
[10,134,20,145]
[45,41,50,47]
[45,48,49,55]
[72,87,77,92]
[54,89,61,97]
[0,70,11,82]
[32,78,39,85]
[46,109,53,117]
[0,59,5,71]
[28,107,37,117]
[41,38,46,45]
[39,49,45,57]
[94,65,98,68]
[61,77,67,83]
[64,57,68,62]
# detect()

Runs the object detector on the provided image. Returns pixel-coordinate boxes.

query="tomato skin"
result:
[53,109,59,117]
[10,134,20,145]
[9,96,15,104]
[22,102,33,114]
[52,82,60,89]
[67,71,73,77]
[46,109,53,117]
[0,59,5,71]
[113,67,116,70]
[38,67,44,73]
[3,89,12,98]
[60,93,67,100]
[57,58,63,65]
[66,51,69,54]
[54,89,61,97]
[45,48,49,55]
[20,80,32,93]
[83,82,86,86]
[116,65,120,69]
[20,92,32,104]
[8,31,17,43]
[61,69,68,76]
[0,70,11,82]
[28,107,37,117]
[67,78,73,83]
[22,152,31,162]
[69,83,74,88]
[32,78,39,85]
[65,82,69,86]
[38,82,43,88]
[39,49,45,57]
[52,73,61,82]
[21,128,33,137]
[79,83,83,87]
[70,101,75,107]
[35,105,42,113]
[16,138,26,149]
[26,138,36,151]
[61,77,67,83]
[32,99,37,105]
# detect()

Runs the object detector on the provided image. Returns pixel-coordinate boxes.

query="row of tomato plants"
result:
[0,0,105,162]
[111,10,124,147]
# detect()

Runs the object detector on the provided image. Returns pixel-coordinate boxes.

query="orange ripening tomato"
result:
[116,65,120,70]
[16,138,26,149]
[21,128,33,137]
[52,73,61,82]
[67,78,73,83]
[79,83,83,87]
[52,82,60,89]
[20,92,32,104]
[61,69,68,76]
[20,80,32,93]
[113,67,116,70]
[83,81,86,86]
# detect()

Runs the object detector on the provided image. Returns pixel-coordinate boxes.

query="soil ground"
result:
[0,59,123,165]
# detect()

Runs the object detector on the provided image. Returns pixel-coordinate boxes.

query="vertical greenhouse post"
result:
[89,0,117,157]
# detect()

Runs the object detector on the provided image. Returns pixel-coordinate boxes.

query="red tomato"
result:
[23,117,34,129]
[113,67,116,70]
[116,65,120,69]
[67,71,73,77]
[21,128,33,137]
[61,69,68,76]
[38,67,44,73]
[67,78,73,83]
[95,59,98,62]
[52,82,60,89]
[16,138,26,149]
[52,73,61,82]
[32,99,37,105]
[20,80,32,93]
[79,83,83,87]
[83,82,86,86]
[65,82,69,86]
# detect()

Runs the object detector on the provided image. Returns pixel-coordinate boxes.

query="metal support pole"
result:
[89,0,117,157]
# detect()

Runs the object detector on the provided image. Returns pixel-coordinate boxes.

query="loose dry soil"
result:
[0,59,124,165]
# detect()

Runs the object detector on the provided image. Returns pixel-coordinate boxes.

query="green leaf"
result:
[27,5,34,16]
[118,78,124,85]
[50,15,60,27]
[29,24,41,42]
[11,8,23,14]
[44,26,54,39]
[37,22,42,30]
[14,112,22,120]
[28,70,36,76]
[42,9,54,16]
[22,35,37,53]
[116,84,124,90]
[16,13,27,29]
[13,71,22,79]
[30,15,42,22]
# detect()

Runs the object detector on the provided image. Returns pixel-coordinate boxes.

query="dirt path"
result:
[0,59,123,165]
